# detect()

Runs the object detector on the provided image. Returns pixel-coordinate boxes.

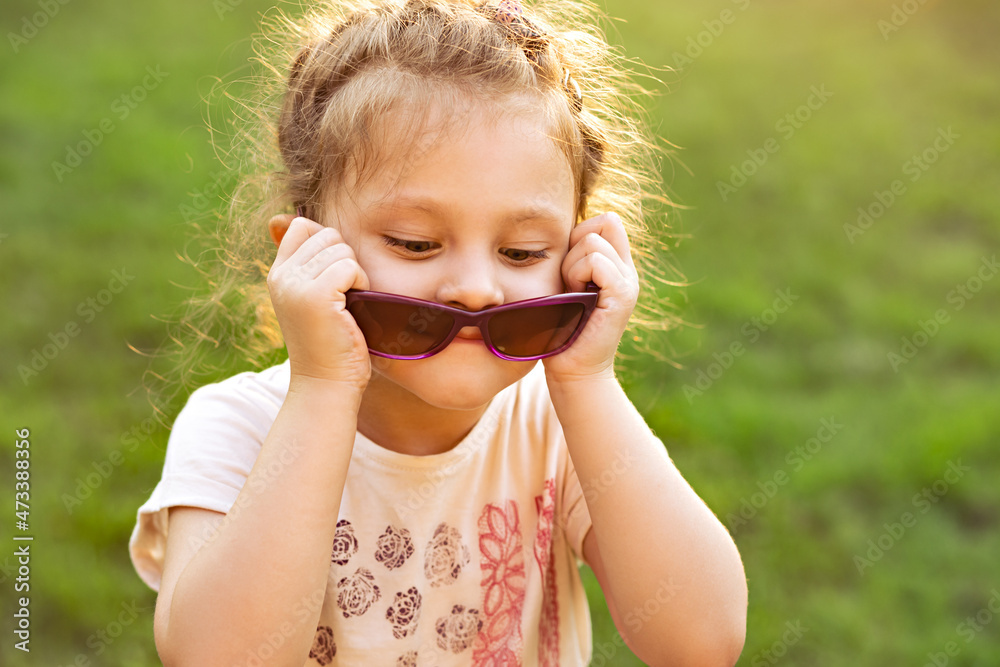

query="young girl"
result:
[129,0,747,664]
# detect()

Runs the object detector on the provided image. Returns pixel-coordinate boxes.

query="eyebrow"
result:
[370,194,569,231]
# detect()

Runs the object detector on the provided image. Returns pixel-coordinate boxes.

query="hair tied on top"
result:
[488,0,584,112]
[488,0,543,51]
[494,0,528,31]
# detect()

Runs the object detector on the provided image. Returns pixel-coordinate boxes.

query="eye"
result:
[381,236,438,254]
[501,247,549,263]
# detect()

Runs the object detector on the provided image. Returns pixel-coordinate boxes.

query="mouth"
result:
[454,326,483,341]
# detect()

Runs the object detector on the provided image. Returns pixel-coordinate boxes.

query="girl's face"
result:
[325,100,577,410]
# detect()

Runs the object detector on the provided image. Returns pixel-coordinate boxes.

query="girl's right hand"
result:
[266,215,372,392]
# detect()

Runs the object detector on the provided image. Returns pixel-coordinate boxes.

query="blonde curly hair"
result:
[137,0,684,426]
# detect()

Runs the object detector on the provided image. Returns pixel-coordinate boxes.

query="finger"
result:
[570,212,635,271]
[269,232,351,296]
[273,216,335,266]
[565,251,632,301]
[315,255,371,298]
[280,226,352,275]
[561,231,630,292]
[299,241,358,280]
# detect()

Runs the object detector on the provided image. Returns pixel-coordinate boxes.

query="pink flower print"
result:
[336,567,381,618]
[376,525,415,570]
[424,523,470,587]
[308,625,336,665]
[534,478,560,666]
[435,604,483,653]
[331,519,358,565]
[386,586,422,639]
[533,479,556,567]
[472,500,526,665]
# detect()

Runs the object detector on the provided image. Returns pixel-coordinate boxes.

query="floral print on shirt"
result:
[436,604,483,653]
[316,477,560,661]
[331,519,358,566]
[533,478,560,666]
[336,567,381,618]
[472,500,526,665]
[376,525,415,570]
[309,625,336,665]
[424,522,471,587]
[386,586,422,639]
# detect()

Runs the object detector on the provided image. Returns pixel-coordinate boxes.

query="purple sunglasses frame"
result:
[344,282,600,361]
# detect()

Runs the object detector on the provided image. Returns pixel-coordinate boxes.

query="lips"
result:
[454,326,483,341]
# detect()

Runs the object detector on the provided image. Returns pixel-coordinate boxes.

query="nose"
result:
[435,253,505,313]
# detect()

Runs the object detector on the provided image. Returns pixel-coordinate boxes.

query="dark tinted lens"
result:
[487,303,585,358]
[348,300,454,357]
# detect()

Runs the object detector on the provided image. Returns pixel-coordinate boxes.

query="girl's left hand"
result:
[542,211,639,385]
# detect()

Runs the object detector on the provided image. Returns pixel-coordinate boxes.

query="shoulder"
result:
[172,359,290,428]
[131,361,291,591]
[164,359,291,465]
[183,358,291,410]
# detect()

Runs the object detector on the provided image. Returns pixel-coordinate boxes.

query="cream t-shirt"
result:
[129,360,595,666]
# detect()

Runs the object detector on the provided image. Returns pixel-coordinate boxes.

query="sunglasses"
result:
[344,282,599,361]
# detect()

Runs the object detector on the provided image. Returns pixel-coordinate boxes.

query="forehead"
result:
[331,94,577,234]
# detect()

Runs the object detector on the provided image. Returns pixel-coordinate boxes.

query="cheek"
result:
[550,247,572,287]
[550,264,568,290]
[513,262,566,298]
[353,241,404,291]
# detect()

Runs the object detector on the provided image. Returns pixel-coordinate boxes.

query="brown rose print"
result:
[385,586,422,639]
[396,651,418,667]
[331,518,358,566]
[336,567,381,618]
[435,604,482,653]
[309,625,336,666]
[424,523,470,587]
[375,525,415,570]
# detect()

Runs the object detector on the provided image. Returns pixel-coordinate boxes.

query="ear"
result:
[268,214,296,248]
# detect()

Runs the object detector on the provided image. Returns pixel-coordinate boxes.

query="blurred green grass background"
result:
[2,0,998,664]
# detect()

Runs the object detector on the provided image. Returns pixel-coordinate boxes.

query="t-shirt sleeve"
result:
[128,378,278,591]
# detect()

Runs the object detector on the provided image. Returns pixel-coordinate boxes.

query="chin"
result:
[372,346,537,411]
